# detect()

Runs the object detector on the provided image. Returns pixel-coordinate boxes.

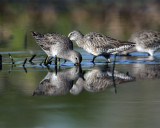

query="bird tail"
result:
[120,41,136,46]
[109,41,136,54]
[31,31,44,38]
[31,31,50,53]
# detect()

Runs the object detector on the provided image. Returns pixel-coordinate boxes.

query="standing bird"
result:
[128,30,160,56]
[31,31,82,65]
[68,30,135,63]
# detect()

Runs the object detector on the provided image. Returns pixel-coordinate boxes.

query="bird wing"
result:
[31,32,55,51]
[32,32,73,51]
[85,32,135,53]
[129,30,160,48]
[45,33,73,49]
[138,31,160,48]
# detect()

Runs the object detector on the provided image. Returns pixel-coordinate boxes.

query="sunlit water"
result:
[0,49,160,128]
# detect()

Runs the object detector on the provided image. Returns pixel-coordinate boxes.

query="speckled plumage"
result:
[68,30,135,62]
[33,66,82,96]
[126,30,160,56]
[31,31,82,65]
[70,66,135,94]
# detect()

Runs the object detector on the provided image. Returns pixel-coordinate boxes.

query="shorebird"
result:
[68,30,135,63]
[70,65,135,94]
[31,31,82,65]
[128,30,160,56]
[33,66,82,96]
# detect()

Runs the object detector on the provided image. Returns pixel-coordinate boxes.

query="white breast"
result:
[136,46,145,52]
[51,46,58,57]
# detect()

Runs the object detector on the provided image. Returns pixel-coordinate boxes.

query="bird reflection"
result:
[33,65,135,96]
[70,65,135,95]
[130,64,160,79]
[33,66,82,96]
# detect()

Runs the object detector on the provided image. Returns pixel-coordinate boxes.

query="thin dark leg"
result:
[23,58,27,67]
[23,66,27,73]
[29,54,36,64]
[112,54,117,94]
[55,65,57,75]
[47,57,53,65]
[113,54,117,66]
[55,56,57,66]
[91,56,97,63]
[104,54,110,63]
[44,56,49,66]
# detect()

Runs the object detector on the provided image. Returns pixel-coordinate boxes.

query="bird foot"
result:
[90,60,95,64]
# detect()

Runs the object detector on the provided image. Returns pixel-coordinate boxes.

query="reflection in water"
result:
[33,66,82,96]
[34,65,135,96]
[131,64,160,79]
[70,66,135,95]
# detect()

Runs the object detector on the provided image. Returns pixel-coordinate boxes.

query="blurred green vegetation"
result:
[0,0,160,51]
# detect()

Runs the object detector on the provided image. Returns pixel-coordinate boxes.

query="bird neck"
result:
[75,34,84,48]
[62,50,74,62]
[76,40,83,48]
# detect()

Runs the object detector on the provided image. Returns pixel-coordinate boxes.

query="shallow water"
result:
[0,49,160,128]
[1,0,160,127]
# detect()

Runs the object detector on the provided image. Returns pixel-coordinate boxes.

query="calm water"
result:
[0,1,160,127]
[0,49,160,128]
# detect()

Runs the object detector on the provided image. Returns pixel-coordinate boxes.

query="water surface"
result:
[0,49,160,128]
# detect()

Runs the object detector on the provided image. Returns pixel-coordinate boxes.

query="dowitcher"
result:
[68,30,135,63]
[128,30,160,56]
[33,66,82,96]
[70,66,135,94]
[31,31,82,65]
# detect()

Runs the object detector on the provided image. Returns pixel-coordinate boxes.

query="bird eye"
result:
[69,33,73,38]
[70,33,73,36]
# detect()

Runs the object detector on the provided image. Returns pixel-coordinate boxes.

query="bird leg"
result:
[58,58,61,70]
[91,56,97,63]
[55,56,57,66]
[58,58,60,65]
[47,57,53,65]
[54,56,58,74]
[55,65,57,75]
[104,54,111,63]
[44,56,49,66]
[113,54,117,65]
[112,54,117,94]
[29,54,36,65]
